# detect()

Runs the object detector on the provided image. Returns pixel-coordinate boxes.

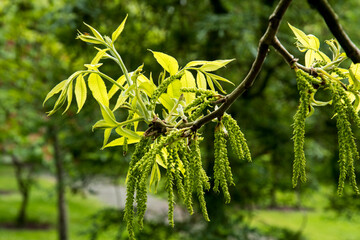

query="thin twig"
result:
[308,0,360,63]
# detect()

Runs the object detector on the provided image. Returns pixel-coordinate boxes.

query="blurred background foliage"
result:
[1,0,360,239]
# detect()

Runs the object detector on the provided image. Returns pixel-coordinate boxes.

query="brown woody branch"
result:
[187,0,293,131]
[308,0,360,63]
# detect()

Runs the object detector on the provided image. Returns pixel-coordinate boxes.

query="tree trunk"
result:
[50,125,68,240]
[12,155,30,227]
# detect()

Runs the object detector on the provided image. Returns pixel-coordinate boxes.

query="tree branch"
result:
[188,0,293,131]
[307,0,360,63]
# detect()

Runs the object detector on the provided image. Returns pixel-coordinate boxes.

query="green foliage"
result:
[290,25,360,195]
[44,16,250,238]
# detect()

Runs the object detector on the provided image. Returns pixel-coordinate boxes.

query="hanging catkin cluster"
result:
[292,69,315,187]
[124,129,213,239]
[331,83,360,195]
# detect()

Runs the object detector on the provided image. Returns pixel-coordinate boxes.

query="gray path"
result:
[87,181,189,223]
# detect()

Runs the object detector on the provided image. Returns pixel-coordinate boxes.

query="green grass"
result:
[246,188,360,240]
[0,165,106,240]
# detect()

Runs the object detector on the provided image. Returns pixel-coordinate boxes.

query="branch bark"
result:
[308,0,360,63]
[189,0,293,131]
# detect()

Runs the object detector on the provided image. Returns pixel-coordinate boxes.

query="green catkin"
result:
[173,146,186,201]
[166,145,175,227]
[222,113,251,162]
[184,94,207,112]
[332,84,360,195]
[150,72,184,111]
[136,153,156,229]
[181,87,218,96]
[124,131,182,239]
[124,138,150,240]
[178,141,194,214]
[190,137,210,221]
[214,122,231,203]
[292,70,314,188]
[188,100,210,122]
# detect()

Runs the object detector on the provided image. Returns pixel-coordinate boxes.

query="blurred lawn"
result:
[247,188,360,240]
[0,165,105,240]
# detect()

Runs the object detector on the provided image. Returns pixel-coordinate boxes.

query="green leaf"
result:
[102,128,112,148]
[75,74,87,113]
[199,59,235,72]
[149,50,179,76]
[349,64,360,90]
[212,78,226,94]
[181,70,196,104]
[205,73,215,91]
[108,75,126,99]
[99,103,118,126]
[88,73,109,107]
[288,23,312,52]
[139,81,156,97]
[206,73,234,85]
[83,22,104,41]
[43,80,67,105]
[112,14,128,43]
[102,136,140,149]
[308,35,320,51]
[92,120,115,130]
[47,90,67,116]
[185,60,210,68]
[168,79,182,98]
[113,91,129,111]
[91,48,109,65]
[156,149,167,168]
[115,127,143,140]
[63,79,73,114]
[305,50,316,68]
[196,71,207,90]
[159,93,175,111]
[149,163,161,193]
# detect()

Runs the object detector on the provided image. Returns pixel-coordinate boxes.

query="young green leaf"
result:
[43,79,67,105]
[83,22,104,42]
[88,73,109,107]
[181,70,196,104]
[168,79,182,99]
[91,48,109,65]
[159,93,175,111]
[196,71,207,90]
[108,75,126,99]
[199,59,235,72]
[115,127,142,140]
[112,15,128,43]
[102,128,112,148]
[149,50,179,76]
[75,74,87,113]
[99,103,118,126]
[63,79,73,114]
[288,23,311,52]
[102,136,141,149]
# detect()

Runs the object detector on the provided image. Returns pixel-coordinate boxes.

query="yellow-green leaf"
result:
[112,15,128,43]
[91,48,109,65]
[63,80,73,114]
[288,23,311,51]
[196,71,207,90]
[199,59,235,72]
[108,75,126,99]
[305,50,316,68]
[185,60,209,68]
[102,136,140,149]
[83,22,104,41]
[159,93,175,111]
[181,70,196,104]
[92,120,115,130]
[168,79,182,98]
[149,163,161,193]
[75,74,87,113]
[88,73,109,107]
[43,80,67,105]
[99,103,118,126]
[308,35,320,51]
[102,128,112,148]
[149,50,179,76]
[115,127,142,140]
